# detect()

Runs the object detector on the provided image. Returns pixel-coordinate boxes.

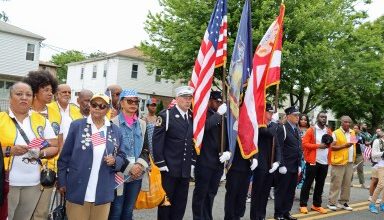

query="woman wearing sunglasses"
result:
[57,93,127,220]
[109,89,149,220]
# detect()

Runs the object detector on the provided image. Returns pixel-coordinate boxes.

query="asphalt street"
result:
[134,162,383,219]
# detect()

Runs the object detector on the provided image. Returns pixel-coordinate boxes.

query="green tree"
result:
[87,50,107,58]
[1,0,10,22]
[322,16,384,127]
[51,50,85,83]
[156,100,164,115]
[141,0,369,113]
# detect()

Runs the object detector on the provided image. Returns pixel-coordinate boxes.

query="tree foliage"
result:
[51,50,85,83]
[141,0,383,124]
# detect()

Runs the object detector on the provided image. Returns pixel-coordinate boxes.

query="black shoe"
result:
[283,214,297,220]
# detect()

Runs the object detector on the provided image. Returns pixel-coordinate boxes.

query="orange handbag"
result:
[134,157,170,209]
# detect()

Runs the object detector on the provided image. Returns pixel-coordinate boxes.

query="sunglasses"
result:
[125,99,139,105]
[90,102,108,110]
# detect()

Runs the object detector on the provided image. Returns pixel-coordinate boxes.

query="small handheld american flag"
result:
[363,146,372,161]
[91,131,106,147]
[114,173,131,189]
[28,138,48,149]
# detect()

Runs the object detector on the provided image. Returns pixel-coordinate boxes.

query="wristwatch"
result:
[5,146,11,157]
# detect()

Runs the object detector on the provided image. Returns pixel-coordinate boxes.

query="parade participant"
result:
[369,128,382,204]
[327,116,355,211]
[192,91,228,220]
[23,70,63,220]
[0,142,5,220]
[368,130,384,213]
[274,106,302,220]
[48,84,83,140]
[106,84,122,118]
[297,114,310,189]
[224,125,258,218]
[250,103,280,220]
[299,111,332,214]
[1,82,58,220]
[77,89,94,117]
[142,98,157,155]
[58,93,126,220]
[352,124,367,188]
[153,85,196,220]
[109,89,149,220]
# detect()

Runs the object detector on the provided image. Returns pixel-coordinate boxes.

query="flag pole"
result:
[271,84,280,166]
[220,63,227,155]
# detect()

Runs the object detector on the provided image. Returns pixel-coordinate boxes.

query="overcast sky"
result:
[1,0,383,61]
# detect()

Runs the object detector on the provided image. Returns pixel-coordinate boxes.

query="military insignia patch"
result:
[37,126,44,137]
[52,122,60,135]
[155,116,163,126]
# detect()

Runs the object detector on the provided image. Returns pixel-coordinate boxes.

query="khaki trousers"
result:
[328,162,353,205]
[66,201,110,220]
[31,187,54,220]
[8,185,41,220]
[372,167,384,202]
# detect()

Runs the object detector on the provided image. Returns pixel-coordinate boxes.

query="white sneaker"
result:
[337,203,353,211]
[327,204,338,211]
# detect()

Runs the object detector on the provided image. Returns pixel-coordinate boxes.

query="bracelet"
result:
[5,146,11,157]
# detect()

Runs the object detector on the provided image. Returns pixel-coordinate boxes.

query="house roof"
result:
[67,47,149,66]
[39,61,59,67]
[0,21,45,40]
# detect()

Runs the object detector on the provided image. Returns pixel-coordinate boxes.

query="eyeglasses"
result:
[90,102,108,110]
[22,157,41,165]
[125,99,139,105]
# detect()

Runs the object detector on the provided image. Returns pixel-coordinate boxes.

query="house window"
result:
[131,64,138,79]
[155,69,161,82]
[103,63,108,77]
[26,43,35,61]
[5,81,13,89]
[92,65,97,79]
[80,67,84,80]
[0,81,4,90]
[140,99,145,112]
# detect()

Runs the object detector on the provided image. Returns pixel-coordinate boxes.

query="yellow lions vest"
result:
[0,112,46,171]
[47,101,83,121]
[330,128,356,165]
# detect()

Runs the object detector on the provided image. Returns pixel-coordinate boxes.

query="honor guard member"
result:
[192,91,229,220]
[153,85,196,220]
[250,103,281,220]
[274,106,302,220]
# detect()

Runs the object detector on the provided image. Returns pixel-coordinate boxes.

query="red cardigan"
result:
[302,126,332,164]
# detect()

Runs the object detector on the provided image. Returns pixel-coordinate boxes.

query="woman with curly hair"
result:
[297,114,310,190]
[23,70,63,220]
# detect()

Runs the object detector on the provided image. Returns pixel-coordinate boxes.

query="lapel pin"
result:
[175,114,180,118]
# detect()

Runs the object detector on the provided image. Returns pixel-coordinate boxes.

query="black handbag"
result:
[48,191,67,220]
[10,117,57,188]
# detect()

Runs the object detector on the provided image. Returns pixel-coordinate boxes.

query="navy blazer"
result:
[276,123,302,173]
[58,118,127,205]
[255,122,281,171]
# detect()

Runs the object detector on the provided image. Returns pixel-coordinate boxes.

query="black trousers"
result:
[192,164,223,220]
[250,169,274,220]
[224,169,251,220]
[299,162,328,207]
[274,172,297,217]
[158,172,190,220]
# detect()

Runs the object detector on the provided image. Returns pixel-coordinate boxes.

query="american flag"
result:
[190,0,227,154]
[363,146,372,161]
[91,131,106,147]
[28,138,46,149]
[114,173,124,188]
[238,4,285,158]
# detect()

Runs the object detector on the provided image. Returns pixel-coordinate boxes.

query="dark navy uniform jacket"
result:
[255,121,281,171]
[197,108,228,170]
[153,106,196,178]
[276,122,302,173]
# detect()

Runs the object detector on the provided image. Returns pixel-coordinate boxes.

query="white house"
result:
[0,21,45,110]
[66,47,181,114]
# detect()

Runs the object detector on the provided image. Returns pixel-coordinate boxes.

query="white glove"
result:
[250,159,258,170]
[298,166,302,174]
[279,166,287,174]
[217,103,227,115]
[269,162,280,173]
[191,165,195,178]
[272,112,279,123]
[159,166,169,172]
[219,151,231,163]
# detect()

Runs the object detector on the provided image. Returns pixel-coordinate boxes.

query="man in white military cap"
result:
[153,85,196,220]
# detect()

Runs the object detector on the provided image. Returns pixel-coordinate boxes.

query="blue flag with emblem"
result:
[226,0,252,165]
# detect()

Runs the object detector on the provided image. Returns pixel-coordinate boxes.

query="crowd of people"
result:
[0,69,384,220]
